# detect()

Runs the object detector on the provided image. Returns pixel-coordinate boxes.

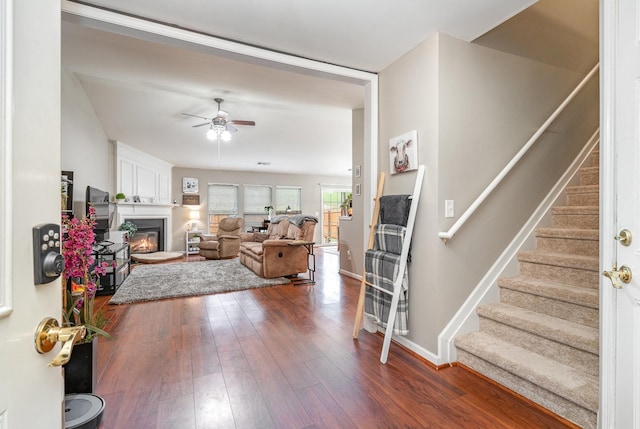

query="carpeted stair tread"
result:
[566,184,599,195]
[518,250,599,271]
[477,303,598,354]
[551,206,599,229]
[452,146,600,425]
[498,276,599,309]
[455,331,599,412]
[564,186,599,206]
[535,228,599,240]
[573,168,599,186]
[552,206,599,215]
[535,227,599,256]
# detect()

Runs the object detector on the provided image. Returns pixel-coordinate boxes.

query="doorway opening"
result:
[321,186,351,245]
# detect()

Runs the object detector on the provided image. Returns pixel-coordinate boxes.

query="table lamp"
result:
[189,210,200,230]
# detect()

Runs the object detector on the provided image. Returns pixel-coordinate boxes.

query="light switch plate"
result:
[445,200,454,218]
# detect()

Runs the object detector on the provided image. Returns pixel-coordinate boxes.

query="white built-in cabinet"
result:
[115,141,172,204]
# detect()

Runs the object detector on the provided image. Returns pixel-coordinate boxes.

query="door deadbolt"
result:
[615,229,632,246]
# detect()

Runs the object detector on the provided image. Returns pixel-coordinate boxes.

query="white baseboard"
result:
[339,269,362,280]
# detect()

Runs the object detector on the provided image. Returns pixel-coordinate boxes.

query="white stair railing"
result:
[439,63,599,242]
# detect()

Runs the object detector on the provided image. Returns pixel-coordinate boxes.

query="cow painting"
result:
[389,131,417,174]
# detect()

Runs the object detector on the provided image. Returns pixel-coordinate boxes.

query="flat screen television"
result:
[86,186,115,244]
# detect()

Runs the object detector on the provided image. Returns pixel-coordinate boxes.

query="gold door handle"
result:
[603,265,632,289]
[34,317,86,367]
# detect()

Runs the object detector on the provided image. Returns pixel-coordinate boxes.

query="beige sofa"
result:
[240,215,317,278]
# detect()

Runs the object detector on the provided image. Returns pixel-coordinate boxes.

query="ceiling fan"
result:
[182,98,255,142]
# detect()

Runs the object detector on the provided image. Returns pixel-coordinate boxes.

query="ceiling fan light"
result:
[206,127,217,140]
[221,130,232,141]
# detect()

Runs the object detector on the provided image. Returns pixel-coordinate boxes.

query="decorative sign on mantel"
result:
[182,194,200,206]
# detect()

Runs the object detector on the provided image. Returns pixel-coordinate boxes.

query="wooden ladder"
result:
[352,165,425,363]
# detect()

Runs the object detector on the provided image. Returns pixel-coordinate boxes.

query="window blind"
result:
[275,186,301,213]
[207,184,238,214]
[244,185,272,214]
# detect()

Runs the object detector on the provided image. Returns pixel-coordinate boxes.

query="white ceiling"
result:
[61,0,536,176]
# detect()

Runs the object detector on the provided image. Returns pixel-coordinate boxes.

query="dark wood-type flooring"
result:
[93,248,576,428]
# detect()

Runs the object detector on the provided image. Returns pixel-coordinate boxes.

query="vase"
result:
[64,340,97,394]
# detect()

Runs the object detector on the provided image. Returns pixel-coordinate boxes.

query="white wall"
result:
[61,68,113,215]
[171,167,350,253]
[379,33,440,351]
[435,33,598,337]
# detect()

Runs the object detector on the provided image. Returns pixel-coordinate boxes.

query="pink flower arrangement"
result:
[62,207,112,342]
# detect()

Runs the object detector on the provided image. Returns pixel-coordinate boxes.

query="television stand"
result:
[92,242,130,296]
[94,241,114,254]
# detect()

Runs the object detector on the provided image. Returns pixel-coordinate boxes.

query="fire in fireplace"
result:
[130,232,158,253]
[125,218,165,254]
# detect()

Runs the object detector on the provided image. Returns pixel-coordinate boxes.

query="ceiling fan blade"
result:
[217,109,229,118]
[192,122,211,127]
[226,124,238,133]
[229,120,255,126]
[182,112,211,120]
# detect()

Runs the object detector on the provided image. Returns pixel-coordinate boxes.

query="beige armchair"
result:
[198,217,244,260]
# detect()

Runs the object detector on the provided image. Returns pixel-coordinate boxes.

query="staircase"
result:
[455,147,600,429]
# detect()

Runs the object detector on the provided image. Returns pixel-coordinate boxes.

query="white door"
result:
[600,0,640,426]
[0,1,64,427]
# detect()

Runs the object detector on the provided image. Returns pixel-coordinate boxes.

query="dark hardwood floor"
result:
[93,248,576,428]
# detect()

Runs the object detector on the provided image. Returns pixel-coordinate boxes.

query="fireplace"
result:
[125,218,165,253]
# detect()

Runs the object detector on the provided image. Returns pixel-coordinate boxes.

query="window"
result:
[275,186,301,215]
[243,185,272,229]
[207,184,238,233]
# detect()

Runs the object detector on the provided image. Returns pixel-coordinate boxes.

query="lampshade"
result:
[189,210,200,220]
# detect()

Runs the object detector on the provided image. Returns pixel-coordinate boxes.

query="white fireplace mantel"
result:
[116,203,176,250]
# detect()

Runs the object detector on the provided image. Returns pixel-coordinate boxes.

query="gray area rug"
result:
[109,259,290,304]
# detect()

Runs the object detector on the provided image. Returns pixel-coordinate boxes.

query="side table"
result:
[288,241,315,284]
[186,230,203,255]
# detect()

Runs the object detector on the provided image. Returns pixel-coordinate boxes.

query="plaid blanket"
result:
[363,224,409,335]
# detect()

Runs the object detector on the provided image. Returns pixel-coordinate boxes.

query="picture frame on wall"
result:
[183,177,199,193]
[389,130,418,174]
